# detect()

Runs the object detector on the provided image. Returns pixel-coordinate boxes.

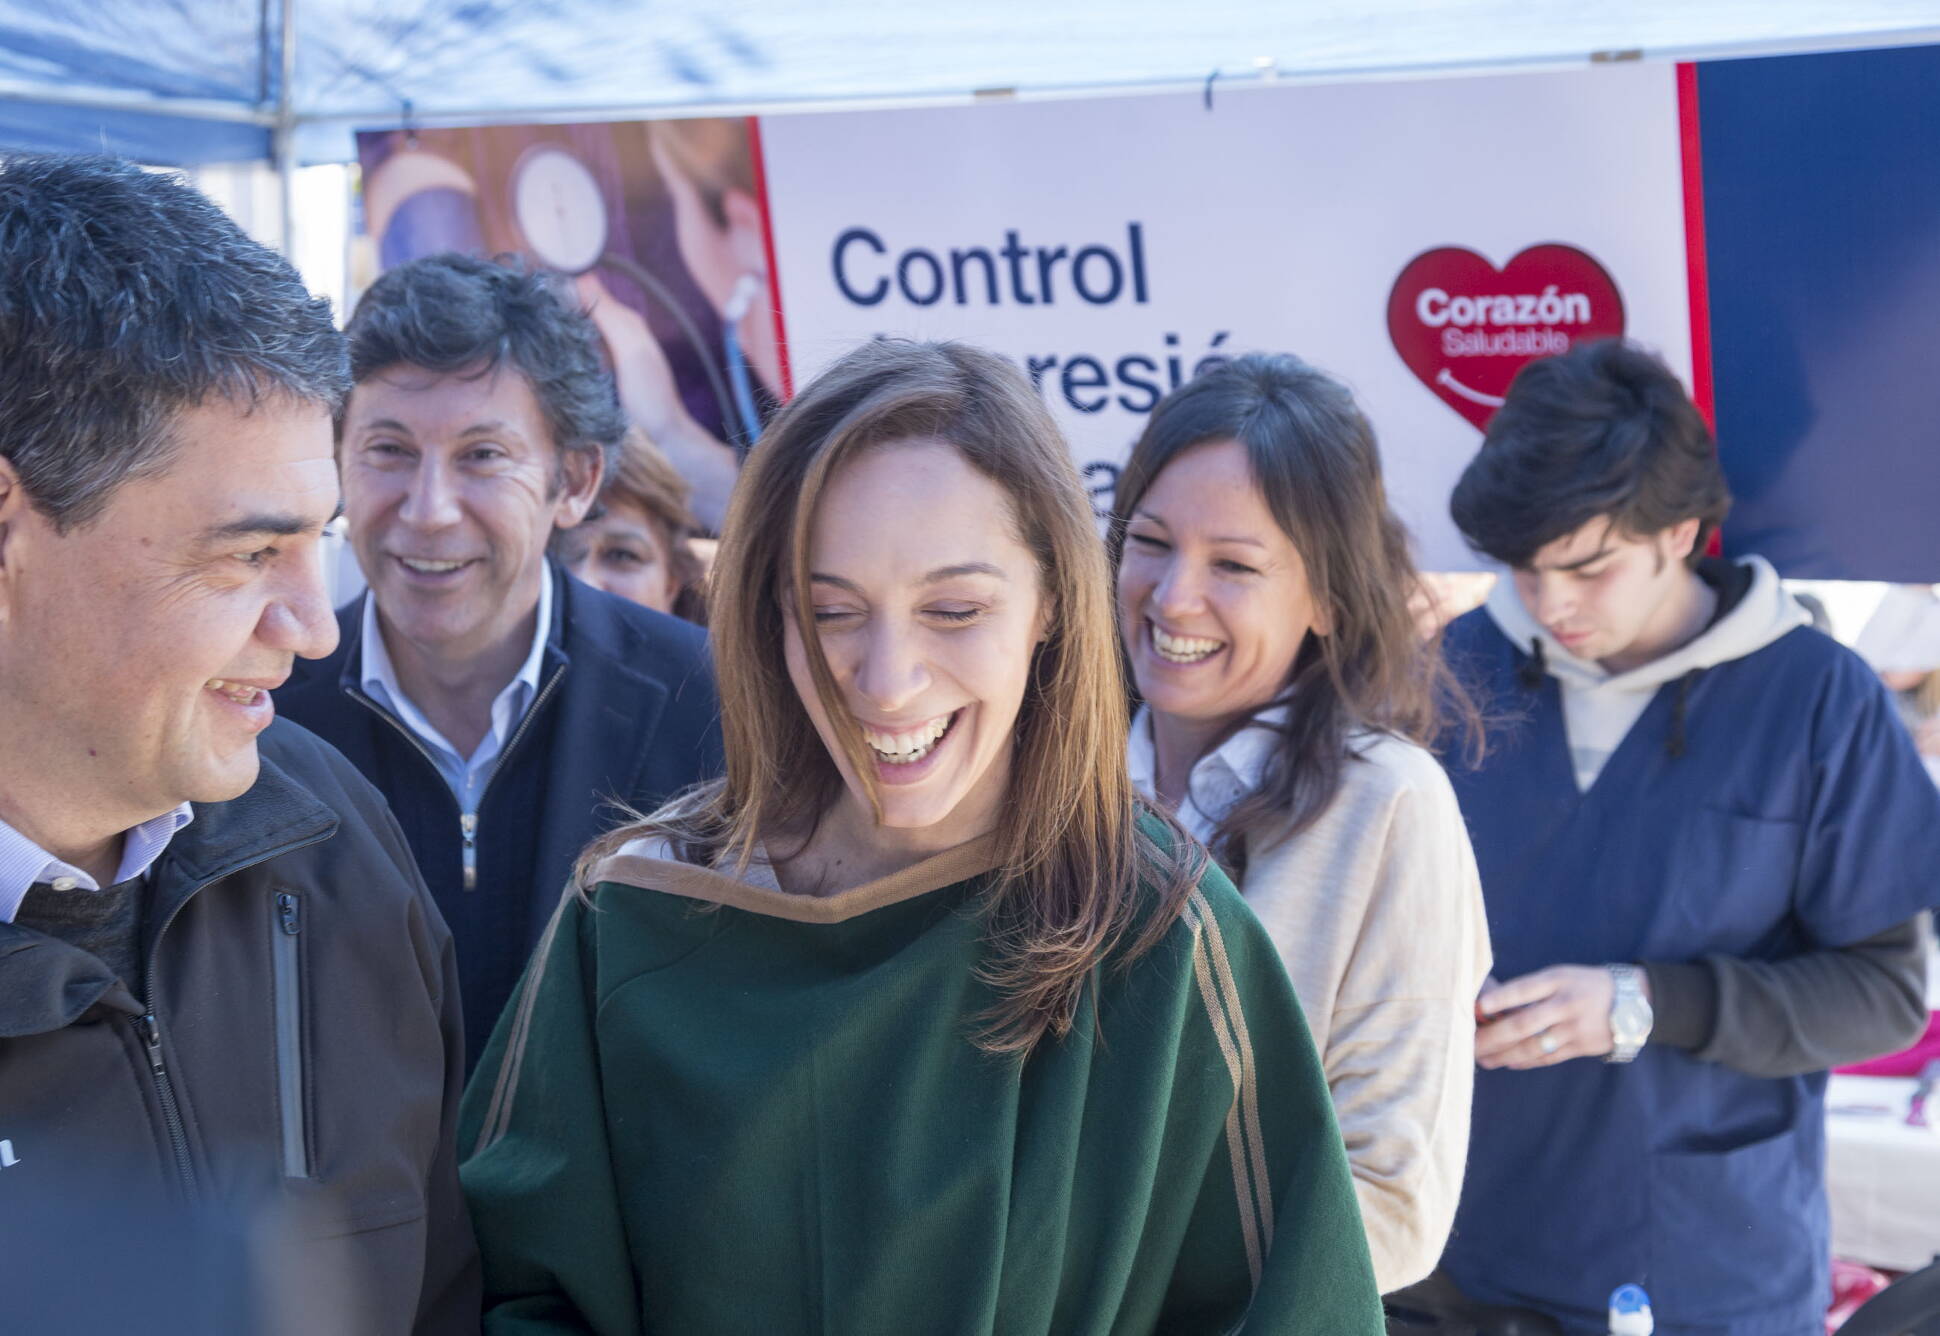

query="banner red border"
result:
[1676,62,1714,431]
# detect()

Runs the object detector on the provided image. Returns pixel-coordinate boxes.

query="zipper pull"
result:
[141,1013,167,1075]
[460,813,478,891]
[276,891,302,935]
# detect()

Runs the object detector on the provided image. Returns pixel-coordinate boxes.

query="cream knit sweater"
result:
[1130,711,1492,1293]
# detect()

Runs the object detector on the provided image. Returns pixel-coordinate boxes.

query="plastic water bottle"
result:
[1608,1284,1653,1335]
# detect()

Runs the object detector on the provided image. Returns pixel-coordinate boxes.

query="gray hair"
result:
[0,154,349,530]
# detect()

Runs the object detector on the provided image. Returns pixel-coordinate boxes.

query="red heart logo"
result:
[1387,245,1626,431]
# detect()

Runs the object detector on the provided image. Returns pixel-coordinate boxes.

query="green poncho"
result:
[459,830,1382,1334]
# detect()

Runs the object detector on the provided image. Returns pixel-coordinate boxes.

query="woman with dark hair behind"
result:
[554,427,708,622]
[460,339,1384,1332]
[1111,352,1490,1295]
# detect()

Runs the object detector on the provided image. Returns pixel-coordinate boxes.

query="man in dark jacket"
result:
[275,254,722,1057]
[0,157,477,1333]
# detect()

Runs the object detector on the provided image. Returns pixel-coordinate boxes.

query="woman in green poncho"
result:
[458,338,1384,1334]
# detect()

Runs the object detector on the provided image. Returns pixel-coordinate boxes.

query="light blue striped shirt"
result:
[0,804,195,923]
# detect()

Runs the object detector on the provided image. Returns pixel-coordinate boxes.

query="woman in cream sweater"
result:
[1111,352,1491,1294]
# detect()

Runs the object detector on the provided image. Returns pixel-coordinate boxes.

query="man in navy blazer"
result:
[276,255,721,1061]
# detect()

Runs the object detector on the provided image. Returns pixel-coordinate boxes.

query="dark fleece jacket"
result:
[0,720,479,1336]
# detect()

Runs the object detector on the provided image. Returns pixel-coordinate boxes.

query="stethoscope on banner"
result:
[510,145,764,450]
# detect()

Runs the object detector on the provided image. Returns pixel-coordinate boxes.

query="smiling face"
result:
[1511,514,1701,669]
[783,439,1046,839]
[555,496,679,614]
[0,397,341,839]
[342,364,601,665]
[1116,438,1327,734]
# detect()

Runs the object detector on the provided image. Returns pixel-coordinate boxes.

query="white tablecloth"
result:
[1827,1073,1940,1273]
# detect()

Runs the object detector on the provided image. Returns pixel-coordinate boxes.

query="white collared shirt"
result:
[0,804,195,923]
[1125,703,1287,845]
[359,565,553,813]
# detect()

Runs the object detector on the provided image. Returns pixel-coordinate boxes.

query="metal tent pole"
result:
[0,78,271,124]
[273,0,299,258]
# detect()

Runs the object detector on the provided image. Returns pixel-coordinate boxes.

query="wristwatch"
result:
[1606,964,1653,1064]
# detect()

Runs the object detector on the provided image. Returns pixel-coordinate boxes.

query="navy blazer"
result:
[275,566,722,977]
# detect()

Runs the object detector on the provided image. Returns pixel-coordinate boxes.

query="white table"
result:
[1827,1073,1940,1273]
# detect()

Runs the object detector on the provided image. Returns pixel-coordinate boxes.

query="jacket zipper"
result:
[139,1011,195,1196]
[349,666,565,894]
[138,829,334,1200]
[460,813,478,889]
[271,891,308,1178]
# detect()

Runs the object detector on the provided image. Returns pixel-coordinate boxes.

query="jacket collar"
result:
[589,831,1000,925]
[354,563,555,757]
[328,567,569,701]
[0,747,338,1039]
[157,749,339,897]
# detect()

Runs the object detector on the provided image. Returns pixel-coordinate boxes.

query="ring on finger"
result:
[1538,1030,1561,1056]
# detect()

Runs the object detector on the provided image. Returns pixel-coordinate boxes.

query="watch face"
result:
[512,146,608,274]
[1612,998,1651,1044]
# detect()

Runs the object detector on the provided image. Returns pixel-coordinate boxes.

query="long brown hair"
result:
[1109,352,1481,876]
[581,338,1197,1054]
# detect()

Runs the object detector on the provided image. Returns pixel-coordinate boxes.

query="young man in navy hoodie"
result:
[1431,339,1937,1335]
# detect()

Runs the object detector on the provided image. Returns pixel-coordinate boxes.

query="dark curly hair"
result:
[344,252,627,473]
[1450,338,1729,570]
[0,154,349,531]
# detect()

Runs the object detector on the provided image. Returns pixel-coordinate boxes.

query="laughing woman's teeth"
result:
[862,712,954,764]
[1152,625,1225,664]
[205,678,261,705]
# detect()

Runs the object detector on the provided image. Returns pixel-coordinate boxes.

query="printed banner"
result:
[357,47,1940,578]
[756,64,1696,568]
[357,63,1695,568]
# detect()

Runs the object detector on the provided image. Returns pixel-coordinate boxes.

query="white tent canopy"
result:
[3,0,1938,170]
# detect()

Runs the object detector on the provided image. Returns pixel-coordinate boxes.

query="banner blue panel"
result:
[1701,43,1940,580]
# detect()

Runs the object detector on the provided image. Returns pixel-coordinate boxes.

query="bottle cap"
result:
[1608,1284,1654,1336]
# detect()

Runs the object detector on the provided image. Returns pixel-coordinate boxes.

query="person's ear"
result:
[722,188,768,277]
[553,446,606,529]
[1665,516,1703,566]
[1311,594,1336,638]
[1023,585,1057,649]
[0,456,27,622]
